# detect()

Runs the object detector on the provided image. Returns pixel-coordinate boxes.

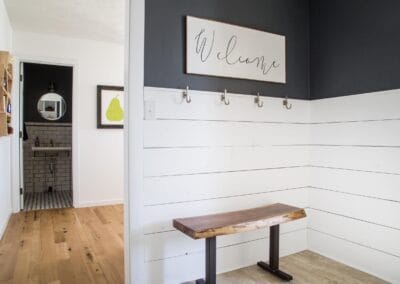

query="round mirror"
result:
[37,92,67,121]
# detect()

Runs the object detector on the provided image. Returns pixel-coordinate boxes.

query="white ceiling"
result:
[4,0,125,43]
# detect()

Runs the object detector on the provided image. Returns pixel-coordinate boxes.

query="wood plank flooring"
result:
[0,205,124,284]
[0,205,387,284]
[214,250,387,284]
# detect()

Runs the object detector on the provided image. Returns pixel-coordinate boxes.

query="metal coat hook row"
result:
[283,96,292,110]
[221,89,230,105]
[254,92,264,108]
[183,86,192,103]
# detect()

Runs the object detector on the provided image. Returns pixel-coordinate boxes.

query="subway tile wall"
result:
[23,122,72,193]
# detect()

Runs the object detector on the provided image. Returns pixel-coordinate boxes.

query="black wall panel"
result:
[23,63,73,123]
[310,0,400,99]
[145,0,310,100]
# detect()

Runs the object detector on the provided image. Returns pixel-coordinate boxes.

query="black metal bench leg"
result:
[196,237,216,284]
[257,225,293,281]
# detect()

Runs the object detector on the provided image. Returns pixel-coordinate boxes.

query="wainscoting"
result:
[308,90,400,282]
[141,87,400,283]
[142,87,310,283]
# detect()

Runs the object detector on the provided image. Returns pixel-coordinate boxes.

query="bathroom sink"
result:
[31,146,72,152]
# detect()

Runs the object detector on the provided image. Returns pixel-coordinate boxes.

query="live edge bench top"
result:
[173,203,306,240]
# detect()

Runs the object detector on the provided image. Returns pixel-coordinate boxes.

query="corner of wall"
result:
[0,208,12,240]
[0,0,15,238]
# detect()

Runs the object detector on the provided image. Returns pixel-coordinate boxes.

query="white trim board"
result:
[125,0,145,283]
[12,56,79,213]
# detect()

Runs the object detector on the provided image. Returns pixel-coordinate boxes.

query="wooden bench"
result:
[173,203,306,283]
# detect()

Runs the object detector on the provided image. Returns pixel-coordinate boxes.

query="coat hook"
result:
[254,92,264,108]
[183,86,192,103]
[283,96,292,110]
[221,89,230,105]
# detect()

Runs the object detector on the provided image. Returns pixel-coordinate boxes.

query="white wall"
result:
[141,87,310,283]
[128,87,400,283]
[0,0,12,50]
[0,137,12,238]
[13,31,124,207]
[0,0,13,239]
[308,89,400,283]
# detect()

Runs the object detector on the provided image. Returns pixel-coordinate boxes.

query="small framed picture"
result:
[97,85,124,129]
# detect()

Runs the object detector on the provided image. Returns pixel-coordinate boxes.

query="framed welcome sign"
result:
[186,16,286,83]
[97,85,124,129]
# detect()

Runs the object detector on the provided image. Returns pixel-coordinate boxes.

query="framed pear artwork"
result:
[97,85,124,128]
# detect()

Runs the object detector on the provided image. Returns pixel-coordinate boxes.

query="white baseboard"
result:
[77,199,124,208]
[0,209,12,240]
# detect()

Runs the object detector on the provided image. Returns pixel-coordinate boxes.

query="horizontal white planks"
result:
[308,229,400,283]
[144,87,310,123]
[141,87,310,282]
[310,146,400,174]
[144,187,308,234]
[146,229,307,284]
[311,167,400,202]
[309,89,400,283]
[144,167,309,206]
[145,218,306,262]
[310,120,400,146]
[311,89,400,123]
[309,188,400,230]
[144,120,310,148]
[307,209,400,258]
[145,146,309,177]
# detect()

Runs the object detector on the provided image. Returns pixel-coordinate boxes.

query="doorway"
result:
[20,62,73,211]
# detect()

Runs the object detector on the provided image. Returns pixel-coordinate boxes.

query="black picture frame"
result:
[97,85,124,129]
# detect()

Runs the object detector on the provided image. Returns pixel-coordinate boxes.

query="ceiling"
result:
[4,0,125,43]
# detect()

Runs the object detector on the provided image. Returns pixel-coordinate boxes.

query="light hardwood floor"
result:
[0,205,124,284]
[0,206,387,284]
[215,250,387,284]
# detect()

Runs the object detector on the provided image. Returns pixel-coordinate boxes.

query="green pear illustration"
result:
[106,96,124,122]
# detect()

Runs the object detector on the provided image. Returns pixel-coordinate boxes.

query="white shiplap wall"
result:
[143,87,310,283]
[141,87,400,283]
[308,89,400,283]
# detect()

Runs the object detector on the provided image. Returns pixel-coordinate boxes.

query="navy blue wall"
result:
[145,0,400,100]
[145,0,310,100]
[310,0,400,99]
